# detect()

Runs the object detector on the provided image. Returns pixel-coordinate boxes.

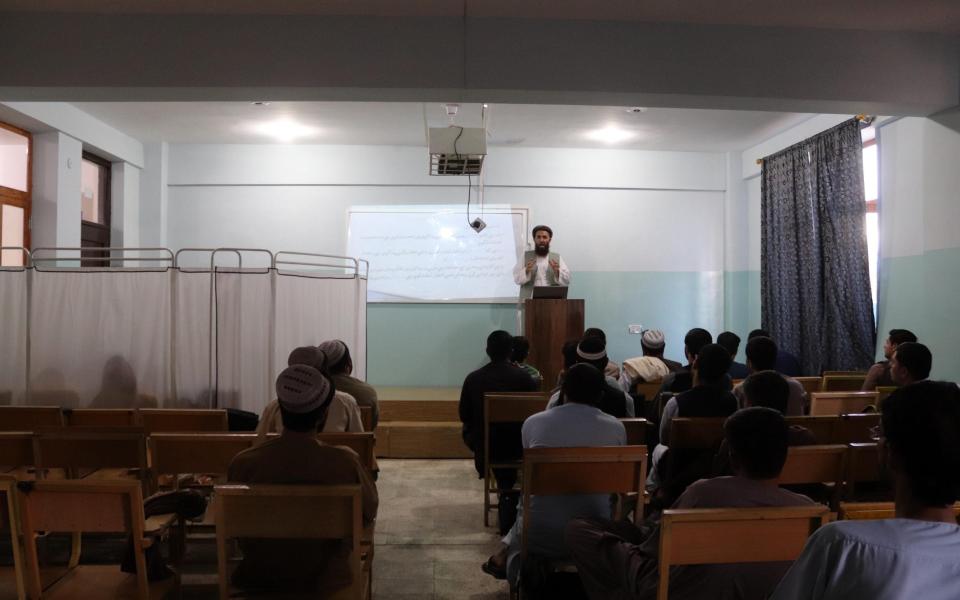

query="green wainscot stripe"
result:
[367,271,728,387]
[877,248,960,381]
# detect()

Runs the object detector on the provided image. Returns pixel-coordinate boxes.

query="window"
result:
[0,122,31,267]
[862,127,878,315]
[80,152,111,264]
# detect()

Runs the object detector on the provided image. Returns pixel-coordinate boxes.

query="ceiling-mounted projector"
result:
[428,127,486,176]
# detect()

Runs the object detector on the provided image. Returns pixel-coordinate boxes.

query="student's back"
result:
[772,519,960,600]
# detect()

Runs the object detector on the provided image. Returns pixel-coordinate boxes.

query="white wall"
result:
[110,161,141,249]
[31,132,82,252]
[139,142,168,247]
[1,102,144,167]
[166,144,727,273]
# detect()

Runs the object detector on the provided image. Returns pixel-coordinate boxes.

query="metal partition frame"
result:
[0,246,368,410]
[31,247,175,270]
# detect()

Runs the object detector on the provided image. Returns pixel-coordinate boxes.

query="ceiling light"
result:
[626,107,647,114]
[247,118,320,142]
[251,101,271,106]
[585,125,635,144]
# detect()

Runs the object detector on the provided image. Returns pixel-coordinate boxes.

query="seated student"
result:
[714,370,816,475]
[649,344,738,501]
[771,381,960,600]
[862,328,918,390]
[567,407,816,600]
[717,331,750,380]
[620,329,673,393]
[482,364,626,584]
[553,339,581,391]
[547,336,635,418]
[257,346,364,439]
[511,335,543,386]
[748,329,802,377]
[459,330,538,534]
[732,336,807,416]
[318,339,379,429]
[228,365,378,594]
[584,327,621,380]
[658,344,739,447]
[890,341,932,386]
[659,328,716,396]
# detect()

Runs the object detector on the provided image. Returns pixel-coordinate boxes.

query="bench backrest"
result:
[63,408,138,428]
[809,392,878,416]
[139,409,228,434]
[521,445,648,558]
[669,418,726,449]
[0,407,64,431]
[657,505,830,600]
[820,375,867,392]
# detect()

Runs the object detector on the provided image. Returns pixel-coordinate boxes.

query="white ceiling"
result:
[72,102,817,152]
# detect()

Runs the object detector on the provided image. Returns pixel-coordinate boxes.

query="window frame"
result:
[863,137,878,213]
[0,121,33,256]
[80,151,112,263]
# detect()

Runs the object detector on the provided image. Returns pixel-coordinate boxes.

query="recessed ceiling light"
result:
[247,118,320,142]
[251,101,271,106]
[585,125,635,144]
[626,107,647,114]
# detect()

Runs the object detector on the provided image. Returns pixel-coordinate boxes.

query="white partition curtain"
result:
[274,273,368,382]
[30,270,172,408]
[0,270,28,405]
[0,253,367,415]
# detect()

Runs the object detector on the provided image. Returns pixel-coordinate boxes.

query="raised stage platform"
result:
[374,387,471,459]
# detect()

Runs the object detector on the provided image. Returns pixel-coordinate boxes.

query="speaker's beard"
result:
[534,244,550,257]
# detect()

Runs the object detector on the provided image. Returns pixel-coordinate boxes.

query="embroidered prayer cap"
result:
[532,224,553,238]
[641,329,666,350]
[576,336,607,361]
[275,365,332,414]
[317,340,348,367]
[287,345,326,371]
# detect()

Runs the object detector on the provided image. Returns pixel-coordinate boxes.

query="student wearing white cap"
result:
[619,329,682,393]
[228,364,378,594]
[255,346,363,440]
[318,339,379,429]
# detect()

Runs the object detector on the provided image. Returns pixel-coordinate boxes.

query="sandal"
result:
[481,557,507,580]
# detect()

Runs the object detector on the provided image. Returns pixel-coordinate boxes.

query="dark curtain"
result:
[761,118,876,375]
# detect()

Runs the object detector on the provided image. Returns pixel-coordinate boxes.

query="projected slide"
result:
[347,205,527,302]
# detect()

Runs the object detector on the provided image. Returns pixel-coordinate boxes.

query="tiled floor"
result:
[372,459,509,600]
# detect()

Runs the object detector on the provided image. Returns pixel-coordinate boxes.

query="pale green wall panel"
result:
[366,270,729,386]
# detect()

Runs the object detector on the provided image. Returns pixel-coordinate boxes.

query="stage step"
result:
[376,421,471,459]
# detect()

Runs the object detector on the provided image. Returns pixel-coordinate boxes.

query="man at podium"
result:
[513,224,571,298]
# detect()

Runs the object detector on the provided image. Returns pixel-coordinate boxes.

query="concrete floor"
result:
[372,459,508,600]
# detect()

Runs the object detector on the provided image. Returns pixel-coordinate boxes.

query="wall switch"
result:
[628,324,643,334]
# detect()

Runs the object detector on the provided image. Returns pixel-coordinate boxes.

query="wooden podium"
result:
[523,299,585,391]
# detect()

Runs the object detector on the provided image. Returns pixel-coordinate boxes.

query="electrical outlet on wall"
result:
[628,324,643,334]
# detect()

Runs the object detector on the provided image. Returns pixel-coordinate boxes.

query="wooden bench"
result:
[482,393,548,527]
[18,479,177,600]
[810,392,878,416]
[794,377,822,397]
[63,408,139,428]
[214,484,369,600]
[620,418,649,446]
[0,407,63,431]
[668,418,726,449]
[657,505,831,600]
[0,476,26,600]
[139,409,228,434]
[820,375,868,392]
[375,388,466,458]
[784,414,880,445]
[779,445,847,509]
[839,501,960,522]
[844,442,889,501]
[516,445,647,600]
